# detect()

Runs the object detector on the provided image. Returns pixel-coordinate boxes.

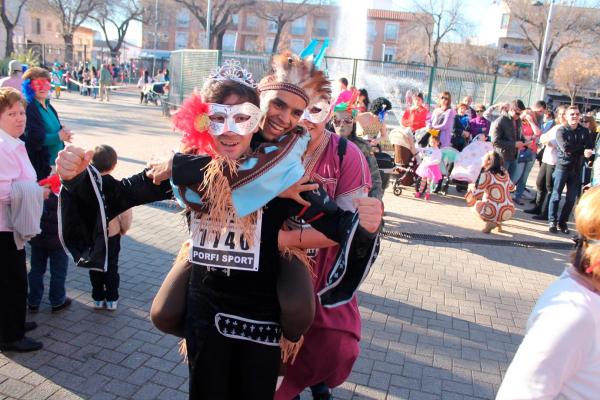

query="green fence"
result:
[169,50,544,108]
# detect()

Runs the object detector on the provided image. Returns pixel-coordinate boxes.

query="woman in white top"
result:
[496,186,600,400]
[525,105,567,220]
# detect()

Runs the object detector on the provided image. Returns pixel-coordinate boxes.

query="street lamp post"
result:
[152,0,159,76]
[206,0,212,49]
[535,0,555,100]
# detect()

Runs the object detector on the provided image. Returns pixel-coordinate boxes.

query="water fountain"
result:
[329,0,368,59]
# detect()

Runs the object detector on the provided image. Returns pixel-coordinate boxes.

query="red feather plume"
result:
[172,93,216,156]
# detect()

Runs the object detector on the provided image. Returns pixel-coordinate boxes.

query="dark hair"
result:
[534,100,547,110]
[22,66,51,82]
[544,110,555,119]
[369,97,392,115]
[486,151,505,175]
[92,145,118,173]
[359,88,370,110]
[202,80,260,107]
[416,92,424,100]
[339,77,348,87]
[511,99,525,111]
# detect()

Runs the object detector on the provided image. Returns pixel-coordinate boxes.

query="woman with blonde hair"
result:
[497,186,600,399]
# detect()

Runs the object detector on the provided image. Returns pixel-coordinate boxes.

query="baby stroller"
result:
[373,147,395,191]
[144,82,167,106]
[389,127,419,196]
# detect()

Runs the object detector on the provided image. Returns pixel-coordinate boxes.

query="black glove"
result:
[289,185,338,223]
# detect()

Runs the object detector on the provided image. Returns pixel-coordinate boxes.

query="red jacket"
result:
[401,105,428,131]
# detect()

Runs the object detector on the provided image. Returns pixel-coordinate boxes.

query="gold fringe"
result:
[280,335,304,365]
[280,246,315,277]
[178,339,188,362]
[196,157,258,248]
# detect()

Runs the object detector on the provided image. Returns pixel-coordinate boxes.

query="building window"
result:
[222,32,237,51]
[290,39,304,54]
[175,32,188,49]
[33,17,41,35]
[231,14,239,28]
[265,36,275,53]
[267,20,278,33]
[367,45,373,60]
[243,36,257,52]
[312,17,329,37]
[290,16,306,36]
[501,14,510,29]
[367,21,377,40]
[383,46,396,62]
[246,14,258,30]
[176,9,190,28]
[384,23,398,41]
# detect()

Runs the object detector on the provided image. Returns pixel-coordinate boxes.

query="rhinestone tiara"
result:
[206,59,257,89]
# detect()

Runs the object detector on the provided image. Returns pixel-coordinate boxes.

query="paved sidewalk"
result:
[0,92,570,399]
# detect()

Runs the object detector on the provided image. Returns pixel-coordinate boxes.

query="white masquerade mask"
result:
[301,100,331,124]
[207,102,262,136]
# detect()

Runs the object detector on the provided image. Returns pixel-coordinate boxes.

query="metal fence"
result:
[12,42,90,67]
[168,50,544,108]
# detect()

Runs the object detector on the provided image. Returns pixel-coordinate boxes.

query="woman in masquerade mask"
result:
[56,57,382,399]
[22,67,73,180]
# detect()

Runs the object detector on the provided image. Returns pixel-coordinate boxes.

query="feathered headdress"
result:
[172,92,215,156]
[258,51,331,107]
[21,79,36,103]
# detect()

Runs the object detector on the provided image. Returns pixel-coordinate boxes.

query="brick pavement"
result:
[0,92,570,399]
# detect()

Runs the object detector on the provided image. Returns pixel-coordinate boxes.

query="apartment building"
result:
[141,0,428,62]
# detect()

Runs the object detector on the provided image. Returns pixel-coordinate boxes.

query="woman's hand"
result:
[279,176,320,207]
[59,128,73,143]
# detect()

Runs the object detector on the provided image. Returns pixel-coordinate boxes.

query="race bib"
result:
[189,210,262,272]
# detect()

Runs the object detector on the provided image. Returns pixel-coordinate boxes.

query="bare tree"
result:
[90,0,146,60]
[43,0,101,63]
[439,41,499,74]
[255,0,326,54]
[174,0,256,50]
[505,0,600,84]
[0,0,27,57]
[553,53,600,105]
[410,0,470,67]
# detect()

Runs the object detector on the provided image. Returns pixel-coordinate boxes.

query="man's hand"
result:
[279,175,320,207]
[355,197,383,234]
[146,155,173,185]
[56,145,94,181]
[584,149,594,158]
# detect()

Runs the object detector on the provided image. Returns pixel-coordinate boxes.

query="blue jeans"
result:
[504,159,518,183]
[28,246,68,307]
[514,160,535,199]
[548,167,581,225]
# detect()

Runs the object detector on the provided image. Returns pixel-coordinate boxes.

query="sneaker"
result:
[549,223,558,233]
[558,223,570,235]
[51,297,72,313]
[106,301,118,311]
[93,300,105,310]
[28,304,39,313]
[414,192,421,199]
[424,193,431,201]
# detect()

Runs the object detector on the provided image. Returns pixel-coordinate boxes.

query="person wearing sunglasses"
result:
[490,99,526,181]
[468,104,490,141]
[427,91,455,148]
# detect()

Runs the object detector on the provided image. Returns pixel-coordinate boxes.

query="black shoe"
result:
[524,208,540,215]
[0,337,43,352]
[28,304,39,313]
[549,223,558,233]
[558,223,570,235]
[532,214,548,221]
[24,322,38,332]
[51,297,72,313]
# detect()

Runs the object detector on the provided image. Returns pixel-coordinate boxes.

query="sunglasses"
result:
[333,117,353,126]
[476,109,484,113]
[440,96,449,100]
